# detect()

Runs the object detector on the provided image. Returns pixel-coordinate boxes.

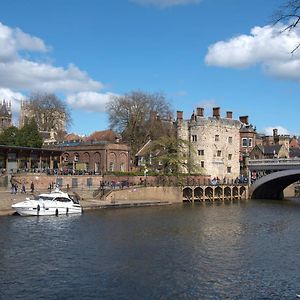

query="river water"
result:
[1,200,300,299]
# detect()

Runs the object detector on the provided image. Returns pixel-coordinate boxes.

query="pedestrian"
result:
[66,183,69,192]
[21,181,26,193]
[30,181,35,193]
[14,183,18,194]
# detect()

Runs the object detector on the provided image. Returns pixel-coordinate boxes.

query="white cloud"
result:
[0,22,47,62]
[0,22,103,93]
[0,60,102,93]
[205,24,300,80]
[0,21,112,123]
[66,92,118,112]
[262,126,290,136]
[130,0,200,8]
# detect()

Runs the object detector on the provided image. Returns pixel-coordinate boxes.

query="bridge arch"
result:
[183,187,193,202]
[194,187,203,202]
[251,169,300,200]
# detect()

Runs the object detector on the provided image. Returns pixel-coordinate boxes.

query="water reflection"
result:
[1,200,300,299]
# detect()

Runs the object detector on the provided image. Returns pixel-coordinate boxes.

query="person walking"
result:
[30,181,35,193]
[21,181,26,193]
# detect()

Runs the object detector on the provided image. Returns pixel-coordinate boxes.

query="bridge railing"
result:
[249,158,300,165]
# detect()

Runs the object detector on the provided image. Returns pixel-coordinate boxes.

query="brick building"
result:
[54,130,129,174]
[59,141,130,174]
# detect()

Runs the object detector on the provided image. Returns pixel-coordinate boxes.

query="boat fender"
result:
[37,204,40,212]
[55,209,58,216]
[66,207,69,215]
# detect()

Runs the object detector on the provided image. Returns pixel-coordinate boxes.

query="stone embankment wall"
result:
[104,187,182,204]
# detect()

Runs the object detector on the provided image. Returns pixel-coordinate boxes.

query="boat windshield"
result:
[38,196,55,201]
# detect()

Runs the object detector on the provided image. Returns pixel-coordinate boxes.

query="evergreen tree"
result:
[17,119,43,148]
[0,126,19,145]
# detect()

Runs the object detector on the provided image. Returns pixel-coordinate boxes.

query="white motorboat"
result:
[12,188,82,216]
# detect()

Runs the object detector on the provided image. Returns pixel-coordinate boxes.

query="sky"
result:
[0,0,299,136]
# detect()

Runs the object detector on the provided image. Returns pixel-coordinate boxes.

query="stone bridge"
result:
[182,185,248,202]
[248,158,300,172]
[250,169,300,200]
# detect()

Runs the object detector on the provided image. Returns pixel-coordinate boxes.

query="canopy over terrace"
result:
[0,145,63,173]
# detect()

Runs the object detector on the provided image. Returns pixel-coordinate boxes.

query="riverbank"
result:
[0,186,181,216]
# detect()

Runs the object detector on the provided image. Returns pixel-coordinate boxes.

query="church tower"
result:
[0,99,12,132]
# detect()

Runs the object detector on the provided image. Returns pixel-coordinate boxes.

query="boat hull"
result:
[12,203,82,216]
[11,189,83,217]
[13,206,82,216]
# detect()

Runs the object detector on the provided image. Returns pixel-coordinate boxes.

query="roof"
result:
[86,129,119,142]
[290,148,300,158]
[136,140,152,156]
[290,137,300,148]
[262,144,283,155]
[64,133,83,142]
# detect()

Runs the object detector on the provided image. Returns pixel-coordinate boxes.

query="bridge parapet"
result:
[248,158,300,171]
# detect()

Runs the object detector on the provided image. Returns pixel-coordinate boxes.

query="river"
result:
[1,199,300,299]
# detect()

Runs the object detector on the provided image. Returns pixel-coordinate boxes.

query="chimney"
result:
[226,111,233,119]
[196,107,204,117]
[212,107,220,119]
[176,111,183,120]
[239,115,249,124]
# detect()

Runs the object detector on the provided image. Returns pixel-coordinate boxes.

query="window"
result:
[72,178,78,188]
[228,136,233,144]
[109,162,114,171]
[55,197,71,202]
[248,138,252,147]
[87,178,93,187]
[198,149,204,156]
[215,135,219,142]
[192,135,197,142]
[242,137,253,147]
[227,166,232,173]
[242,138,248,147]
[217,150,222,157]
[228,154,232,160]
[201,161,205,168]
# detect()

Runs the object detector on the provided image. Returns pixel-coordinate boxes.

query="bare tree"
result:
[273,0,300,53]
[23,92,71,136]
[107,91,174,156]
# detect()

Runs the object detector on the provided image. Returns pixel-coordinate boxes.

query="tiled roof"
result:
[262,144,282,155]
[290,148,300,158]
[64,133,83,142]
[86,129,118,142]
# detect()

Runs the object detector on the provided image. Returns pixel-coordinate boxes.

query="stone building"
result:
[19,100,66,143]
[0,100,12,132]
[176,107,241,180]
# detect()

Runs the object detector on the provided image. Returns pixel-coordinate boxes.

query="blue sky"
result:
[0,0,299,136]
